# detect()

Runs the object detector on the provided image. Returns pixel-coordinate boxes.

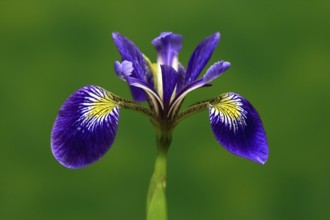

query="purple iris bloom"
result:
[51,32,269,169]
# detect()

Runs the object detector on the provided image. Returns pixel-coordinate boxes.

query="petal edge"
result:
[51,85,119,168]
[209,92,268,164]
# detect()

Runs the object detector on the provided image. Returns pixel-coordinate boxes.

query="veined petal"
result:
[112,32,146,80]
[185,33,220,84]
[203,61,230,83]
[112,32,148,101]
[114,60,146,101]
[168,79,207,117]
[176,63,186,95]
[168,61,229,117]
[161,65,178,108]
[51,85,119,169]
[209,92,268,164]
[126,77,164,110]
[152,32,182,70]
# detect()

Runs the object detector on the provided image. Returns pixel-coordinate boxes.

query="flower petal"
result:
[152,32,182,70]
[168,61,229,117]
[209,92,268,164]
[114,60,134,77]
[168,79,206,117]
[176,63,186,95]
[161,65,178,108]
[114,60,147,101]
[112,32,146,81]
[126,77,164,110]
[203,61,230,83]
[51,85,119,169]
[112,32,148,101]
[185,32,220,84]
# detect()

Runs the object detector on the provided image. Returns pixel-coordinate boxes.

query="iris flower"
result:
[51,32,268,220]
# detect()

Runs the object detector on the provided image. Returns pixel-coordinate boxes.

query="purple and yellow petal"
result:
[51,85,119,169]
[209,93,268,164]
[185,33,220,84]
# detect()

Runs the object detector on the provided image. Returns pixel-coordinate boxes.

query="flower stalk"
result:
[147,128,172,220]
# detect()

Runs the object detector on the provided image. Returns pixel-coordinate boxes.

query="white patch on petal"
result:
[172,56,179,71]
[210,93,247,133]
[80,87,119,131]
[156,63,164,101]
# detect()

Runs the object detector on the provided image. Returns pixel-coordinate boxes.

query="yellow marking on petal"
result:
[87,97,117,119]
[212,93,247,132]
[82,89,118,125]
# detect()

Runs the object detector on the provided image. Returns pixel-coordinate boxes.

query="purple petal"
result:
[112,32,146,80]
[152,32,182,68]
[114,60,133,77]
[203,61,231,83]
[126,76,163,109]
[114,60,144,101]
[185,33,220,84]
[114,61,123,76]
[160,65,178,108]
[170,61,229,115]
[168,79,205,117]
[209,93,268,164]
[129,86,147,102]
[176,63,186,95]
[51,85,119,169]
[112,32,148,101]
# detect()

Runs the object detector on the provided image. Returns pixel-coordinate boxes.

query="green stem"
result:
[146,130,172,220]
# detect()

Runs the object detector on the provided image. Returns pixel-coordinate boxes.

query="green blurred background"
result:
[1,0,329,219]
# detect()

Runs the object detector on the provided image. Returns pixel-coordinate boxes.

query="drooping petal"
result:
[185,33,220,84]
[112,32,148,101]
[152,32,182,70]
[209,92,268,164]
[51,85,119,169]
[161,65,178,108]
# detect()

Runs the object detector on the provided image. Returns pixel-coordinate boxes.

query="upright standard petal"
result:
[152,32,182,69]
[51,85,119,169]
[209,92,268,164]
[161,65,178,108]
[112,32,147,101]
[185,33,220,84]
